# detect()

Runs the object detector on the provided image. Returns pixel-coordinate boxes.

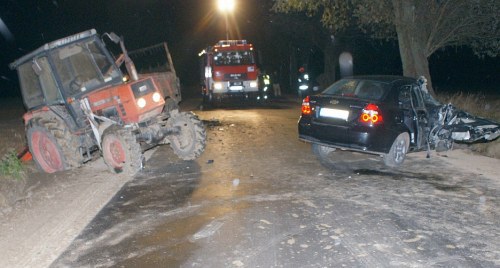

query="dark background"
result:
[1,0,498,98]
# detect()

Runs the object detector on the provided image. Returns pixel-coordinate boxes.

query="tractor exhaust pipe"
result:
[120,40,139,81]
[104,32,139,81]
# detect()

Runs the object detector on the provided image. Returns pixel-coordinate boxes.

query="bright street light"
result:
[217,0,235,12]
[217,0,235,40]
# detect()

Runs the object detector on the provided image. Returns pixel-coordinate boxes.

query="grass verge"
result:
[0,150,25,181]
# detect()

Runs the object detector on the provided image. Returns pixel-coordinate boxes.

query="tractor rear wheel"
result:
[27,125,65,173]
[27,117,83,173]
[166,110,206,160]
[102,128,144,175]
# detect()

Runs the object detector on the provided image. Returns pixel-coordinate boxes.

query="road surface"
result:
[26,98,500,267]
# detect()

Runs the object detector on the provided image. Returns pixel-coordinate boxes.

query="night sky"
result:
[0,0,498,97]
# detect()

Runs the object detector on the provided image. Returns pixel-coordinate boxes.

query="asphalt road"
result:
[51,98,499,267]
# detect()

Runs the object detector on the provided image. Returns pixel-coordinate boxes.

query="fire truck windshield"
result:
[213,51,254,66]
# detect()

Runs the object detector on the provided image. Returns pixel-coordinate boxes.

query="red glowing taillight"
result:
[301,96,311,115]
[359,103,383,125]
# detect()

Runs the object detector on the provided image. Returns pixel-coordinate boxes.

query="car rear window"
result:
[322,79,389,101]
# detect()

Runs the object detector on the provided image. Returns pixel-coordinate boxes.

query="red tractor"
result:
[9,29,206,175]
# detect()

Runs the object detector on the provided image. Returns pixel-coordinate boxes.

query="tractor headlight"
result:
[250,81,258,88]
[152,92,162,103]
[137,98,147,108]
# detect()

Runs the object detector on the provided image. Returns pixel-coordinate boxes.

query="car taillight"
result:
[302,96,311,115]
[359,103,383,125]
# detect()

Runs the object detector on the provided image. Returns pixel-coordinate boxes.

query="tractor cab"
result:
[11,29,125,130]
[12,29,123,110]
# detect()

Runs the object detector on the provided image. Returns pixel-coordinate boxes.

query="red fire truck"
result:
[199,40,259,105]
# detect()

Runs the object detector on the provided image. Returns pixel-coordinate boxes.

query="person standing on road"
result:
[272,71,281,97]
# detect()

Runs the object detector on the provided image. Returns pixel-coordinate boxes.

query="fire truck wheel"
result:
[27,117,83,173]
[102,128,144,175]
[167,111,206,160]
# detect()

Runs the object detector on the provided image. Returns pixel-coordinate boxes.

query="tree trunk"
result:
[289,43,298,93]
[322,40,336,86]
[392,0,436,96]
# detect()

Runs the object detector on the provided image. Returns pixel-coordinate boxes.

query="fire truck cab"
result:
[200,40,259,105]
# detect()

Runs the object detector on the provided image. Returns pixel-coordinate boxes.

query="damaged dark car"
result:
[298,75,500,168]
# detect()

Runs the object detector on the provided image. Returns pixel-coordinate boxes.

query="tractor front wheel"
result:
[102,128,144,176]
[166,110,206,160]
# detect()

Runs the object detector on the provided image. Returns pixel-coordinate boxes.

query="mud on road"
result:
[0,97,499,267]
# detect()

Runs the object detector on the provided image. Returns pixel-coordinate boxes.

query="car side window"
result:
[412,85,425,109]
[398,86,413,109]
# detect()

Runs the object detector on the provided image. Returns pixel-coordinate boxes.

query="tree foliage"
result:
[273,0,499,57]
[273,0,499,94]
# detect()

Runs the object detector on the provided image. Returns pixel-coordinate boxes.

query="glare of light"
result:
[137,98,146,108]
[152,92,162,103]
[217,0,235,13]
[0,17,14,42]
[339,52,353,78]
[214,82,223,90]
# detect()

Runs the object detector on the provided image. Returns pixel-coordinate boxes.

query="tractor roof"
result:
[9,29,97,70]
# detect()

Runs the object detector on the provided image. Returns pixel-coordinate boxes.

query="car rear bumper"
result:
[298,116,395,154]
[299,134,384,156]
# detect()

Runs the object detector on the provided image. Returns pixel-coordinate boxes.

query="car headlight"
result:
[214,82,223,90]
[152,92,162,103]
[137,98,147,108]
[250,81,258,88]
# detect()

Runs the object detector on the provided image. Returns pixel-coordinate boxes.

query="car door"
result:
[398,84,427,149]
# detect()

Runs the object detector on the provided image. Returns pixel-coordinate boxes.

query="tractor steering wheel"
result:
[69,75,85,92]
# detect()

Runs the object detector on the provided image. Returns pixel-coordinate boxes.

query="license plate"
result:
[319,108,349,121]
[229,86,243,91]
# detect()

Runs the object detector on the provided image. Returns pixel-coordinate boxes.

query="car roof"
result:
[342,75,416,85]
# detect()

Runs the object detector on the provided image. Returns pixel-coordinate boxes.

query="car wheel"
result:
[311,144,341,169]
[383,132,410,168]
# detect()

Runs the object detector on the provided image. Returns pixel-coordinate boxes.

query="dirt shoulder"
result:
[0,159,133,268]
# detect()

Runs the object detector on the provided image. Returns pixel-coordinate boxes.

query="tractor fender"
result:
[22,107,51,125]
[98,122,117,138]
